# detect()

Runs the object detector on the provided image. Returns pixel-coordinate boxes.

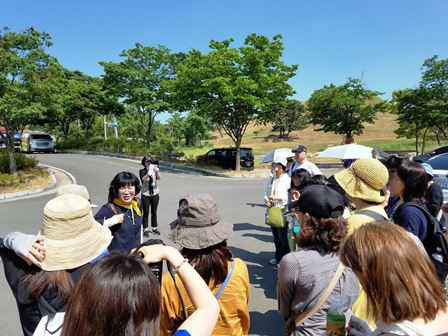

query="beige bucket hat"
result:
[36,194,112,271]
[56,184,97,207]
[334,158,389,203]
[166,193,233,249]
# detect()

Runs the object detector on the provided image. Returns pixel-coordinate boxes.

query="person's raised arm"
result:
[136,245,219,336]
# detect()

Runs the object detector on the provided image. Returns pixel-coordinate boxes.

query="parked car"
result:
[412,145,448,163]
[0,127,21,150]
[425,153,448,202]
[197,147,254,170]
[21,131,55,153]
[13,132,21,149]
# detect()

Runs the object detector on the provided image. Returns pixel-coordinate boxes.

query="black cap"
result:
[292,145,308,153]
[289,184,344,219]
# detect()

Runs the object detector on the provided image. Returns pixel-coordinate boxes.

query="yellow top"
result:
[160,258,250,336]
[347,204,388,329]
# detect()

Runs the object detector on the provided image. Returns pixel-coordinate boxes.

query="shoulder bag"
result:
[265,177,286,228]
[286,263,345,333]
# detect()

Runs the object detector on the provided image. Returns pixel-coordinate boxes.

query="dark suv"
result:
[198,147,255,170]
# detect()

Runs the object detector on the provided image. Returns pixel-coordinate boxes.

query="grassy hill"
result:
[182,112,447,159]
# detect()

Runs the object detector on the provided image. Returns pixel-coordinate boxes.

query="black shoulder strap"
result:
[107,203,118,215]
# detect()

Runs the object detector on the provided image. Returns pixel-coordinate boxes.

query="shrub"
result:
[56,136,184,160]
[0,151,38,174]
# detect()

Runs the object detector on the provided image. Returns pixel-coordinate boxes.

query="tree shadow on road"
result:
[246,202,266,208]
[229,246,278,300]
[249,310,284,336]
[234,222,271,232]
[241,232,273,243]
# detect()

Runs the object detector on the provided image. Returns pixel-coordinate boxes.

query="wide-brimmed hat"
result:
[36,194,112,271]
[56,184,97,207]
[334,158,388,203]
[289,184,345,219]
[166,193,233,249]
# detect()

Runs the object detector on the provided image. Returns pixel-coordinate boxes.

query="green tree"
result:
[118,106,147,140]
[420,56,448,139]
[272,99,308,138]
[100,44,176,147]
[393,55,448,153]
[173,34,297,170]
[0,27,55,174]
[307,78,385,142]
[166,112,186,146]
[392,88,431,154]
[184,112,209,146]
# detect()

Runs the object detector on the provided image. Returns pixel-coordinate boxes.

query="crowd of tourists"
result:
[1,148,448,336]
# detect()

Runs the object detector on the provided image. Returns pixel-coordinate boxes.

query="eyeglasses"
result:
[118,185,136,192]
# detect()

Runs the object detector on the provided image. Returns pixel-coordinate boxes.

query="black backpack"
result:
[394,202,448,283]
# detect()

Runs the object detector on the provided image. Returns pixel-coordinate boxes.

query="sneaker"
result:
[151,228,161,235]
[268,258,278,266]
[143,230,150,238]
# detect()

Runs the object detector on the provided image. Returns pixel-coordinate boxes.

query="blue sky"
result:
[2,0,448,120]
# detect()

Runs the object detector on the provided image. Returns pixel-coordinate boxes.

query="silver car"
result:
[22,132,55,153]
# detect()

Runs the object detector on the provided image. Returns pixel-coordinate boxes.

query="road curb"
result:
[58,150,270,178]
[0,164,75,201]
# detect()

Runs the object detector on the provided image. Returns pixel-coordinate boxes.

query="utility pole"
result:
[103,115,107,141]
[113,116,118,138]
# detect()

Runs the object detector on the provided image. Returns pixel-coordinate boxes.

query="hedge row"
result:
[0,151,39,174]
[56,137,184,159]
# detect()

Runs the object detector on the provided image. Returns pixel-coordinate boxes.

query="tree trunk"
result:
[235,138,241,171]
[421,128,429,154]
[435,128,441,145]
[415,128,419,155]
[4,126,17,175]
[146,113,154,148]
[61,121,70,140]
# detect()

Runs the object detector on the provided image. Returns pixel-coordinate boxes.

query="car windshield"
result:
[427,155,448,170]
[240,149,254,159]
[30,134,52,140]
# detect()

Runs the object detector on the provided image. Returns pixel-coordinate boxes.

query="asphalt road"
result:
[0,153,340,336]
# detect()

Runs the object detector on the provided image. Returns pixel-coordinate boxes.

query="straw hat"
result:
[56,184,97,207]
[166,193,233,249]
[36,194,112,271]
[334,158,389,203]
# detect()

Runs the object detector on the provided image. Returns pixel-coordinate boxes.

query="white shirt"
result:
[264,173,291,207]
[288,161,322,177]
[33,313,65,336]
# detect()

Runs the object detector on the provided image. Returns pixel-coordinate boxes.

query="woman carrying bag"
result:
[277,185,359,336]
[264,157,291,268]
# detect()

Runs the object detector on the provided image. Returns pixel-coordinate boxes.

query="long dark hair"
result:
[290,168,311,190]
[396,159,428,202]
[62,252,160,336]
[23,268,73,300]
[107,171,141,203]
[181,240,233,286]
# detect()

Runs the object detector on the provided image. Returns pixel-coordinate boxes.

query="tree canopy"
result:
[393,55,448,154]
[100,44,176,147]
[272,99,308,138]
[173,34,297,169]
[307,78,385,141]
[0,26,55,174]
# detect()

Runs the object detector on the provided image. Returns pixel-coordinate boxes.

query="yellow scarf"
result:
[113,198,142,216]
